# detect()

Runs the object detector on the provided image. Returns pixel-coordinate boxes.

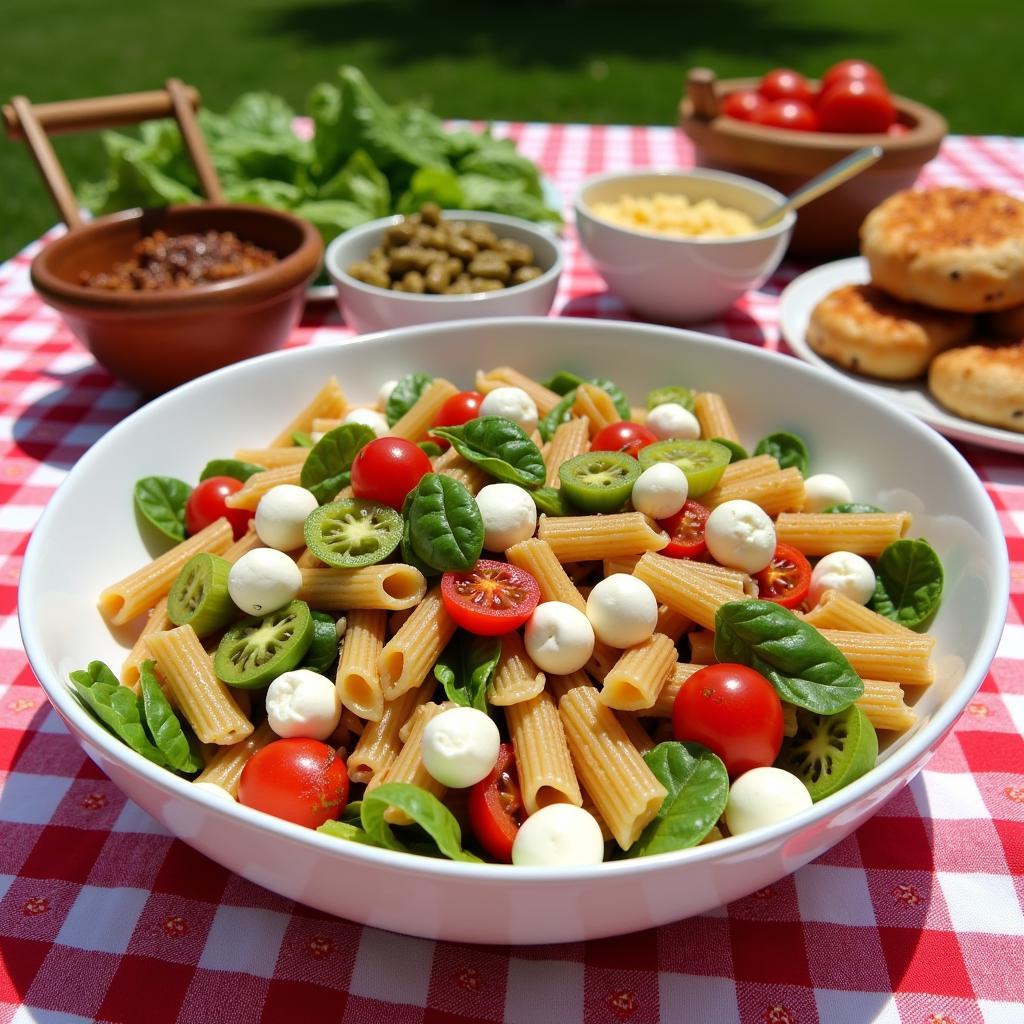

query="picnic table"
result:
[1,124,1022,1024]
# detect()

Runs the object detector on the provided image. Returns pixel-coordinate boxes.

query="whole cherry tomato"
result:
[350,437,432,509]
[758,68,814,104]
[722,90,769,122]
[591,421,659,459]
[434,390,484,429]
[756,99,819,132]
[816,78,895,133]
[820,59,886,94]
[185,476,253,540]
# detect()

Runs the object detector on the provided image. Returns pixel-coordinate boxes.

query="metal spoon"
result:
[754,145,883,229]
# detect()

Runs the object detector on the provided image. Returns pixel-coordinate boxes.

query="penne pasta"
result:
[225,464,303,511]
[487,631,545,706]
[857,679,917,731]
[802,588,914,636]
[335,608,387,721]
[687,630,717,665]
[544,416,591,487]
[538,512,668,562]
[683,560,754,594]
[646,662,704,718]
[475,367,561,416]
[379,586,457,700]
[585,640,621,685]
[506,691,582,814]
[389,378,458,442]
[775,512,912,557]
[656,605,692,642]
[222,526,264,563]
[298,564,426,610]
[268,376,348,447]
[702,467,806,516]
[633,551,741,630]
[547,669,594,704]
[194,720,276,795]
[506,538,587,612]
[121,596,172,689]
[616,712,656,754]
[233,447,308,469]
[311,416,343,434]
[572,383,620,437]
[603,554,641,577]
[819,628,935,686]
[432,445,490,494]
[600,632,677,710]
[347,683,433,784]
[375,702,452,824]
[694,392,740,444]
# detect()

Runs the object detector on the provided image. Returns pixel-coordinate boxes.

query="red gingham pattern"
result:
[2,127,1023,1024]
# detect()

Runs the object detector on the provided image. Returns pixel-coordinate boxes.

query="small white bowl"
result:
[575,168,795,323]
[325,210,563,333]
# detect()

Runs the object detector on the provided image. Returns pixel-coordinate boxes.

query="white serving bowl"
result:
[575,168,795,323]
[19,318,1007,945]
[324,210,563,334]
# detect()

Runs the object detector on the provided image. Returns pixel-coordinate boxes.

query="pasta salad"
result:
[80,366,945,866]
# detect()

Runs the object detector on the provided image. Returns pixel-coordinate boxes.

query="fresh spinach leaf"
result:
[300,423,376,504]
[646,386,696,412]
[629,742,729,857]
[407,473,484,571]
[869,539,944,630]
[824,502,884,514]
[712,437,748,463]
[139,661,202,773]
[431,416,546,488]
[400,493,441,577]
[360,782,482,861]
[292,431,315,448]
[200,459,265,483]
[754,432,809,474]
[134,476,192,545]
[317,819,380,845]
[530,486,575,517]
[302,612,341,672]
[541,370,584,396]
[715,600,863,714]
[418,441,444,458]
[434,633,502,713]
[69,661,169,767]
[386,372,434,427]
[538,389,578,442]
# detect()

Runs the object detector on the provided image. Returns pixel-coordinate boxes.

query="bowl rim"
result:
[574,167,797,246]
[18,316,1009,883]
[324,209,564,304]
[30,203,324,313]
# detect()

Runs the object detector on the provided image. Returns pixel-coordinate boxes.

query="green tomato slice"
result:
[214,600,314,689]
[167,553,236,638]
[637,439,731,497]
[775,704,878,802]
[304,498,403,568]
[558,451,640,513]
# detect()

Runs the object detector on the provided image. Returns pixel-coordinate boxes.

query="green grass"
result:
[3,0,1022,259]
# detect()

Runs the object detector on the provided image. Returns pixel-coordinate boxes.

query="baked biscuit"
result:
[861,188,1024,313]
[989,303,1024,340]
[807,283,974,380]
[928,342,1024,432]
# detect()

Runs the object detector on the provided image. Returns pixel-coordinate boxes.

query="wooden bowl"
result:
[679,74,947,258]
[31,204,323,394]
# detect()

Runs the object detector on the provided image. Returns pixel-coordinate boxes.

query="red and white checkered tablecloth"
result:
[1,125,1023,1024]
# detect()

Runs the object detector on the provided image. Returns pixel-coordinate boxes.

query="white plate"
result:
[780,257,1024,455]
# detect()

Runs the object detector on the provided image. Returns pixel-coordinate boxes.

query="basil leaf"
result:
[292,431,315,448]
[134,476,192,545]
[431,416,546,488]
[530,485,575,517]
[714,600,863,714]
[386,372,434,427]
[541,370,584,395]
[587,377,631,419]
[647,386,696,412]
[200,458,265,483]
[69,661,169,767]
[824,502,885,514]
[139,661,202,773]
[300,423,376,504]
[629,742,728,857]
[434,632,502,713]
[317,819,380,846]
[753,432,809,474]
[418,441,444,458]
[712,437,748,463]
[869,538,944,630]
[360,782,482,861]
[538,389,577,442]
[408,473,484,571]
[302,612,340,672]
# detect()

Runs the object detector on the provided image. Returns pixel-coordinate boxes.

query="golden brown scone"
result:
[928,341,1024,432]
[861,188,1024,313]
[806,283,974,380]
[989,303,1024,340]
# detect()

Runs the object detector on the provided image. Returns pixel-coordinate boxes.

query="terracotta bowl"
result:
[679,76,947,258]
[31,204,323,394]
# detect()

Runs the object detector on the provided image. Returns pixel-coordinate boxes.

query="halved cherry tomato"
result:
[754,542,812,608]
[658,500,710,559]
[820,59,886,93]
[185,475,253,540]
[758,68,814,104]
[816,78,894,133]
[350,437,432,510]
[672,663,783,777]
[468,743,523,862]
[434,390,483,429]
[591,421,658,459]
[722,90,769,123]
[755,99,819,132]
[441,560,541,636]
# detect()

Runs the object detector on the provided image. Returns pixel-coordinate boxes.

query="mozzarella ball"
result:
[524,602,595,675]
[479,386,538,434]
[511,805,604,866]
[802,473,853,513]
[254,484,319,551]
[725,766,812,835]
[228,548,301,616]
[192,781,236,801]
[645,402,701,441]
[377,379,398,410]
[631,462,688,521]
[421,707,500,788]
[343,407,390,437]
[586,574,658,648]
[475,483,538,552]
[810,551,876,606]
[265,669,341,740]
[705,499,777,573]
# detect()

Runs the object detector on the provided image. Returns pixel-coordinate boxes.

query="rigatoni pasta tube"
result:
[573,383,620,437]
[703,468,806,516]
[268,376,347,447]
[379,586,457,699]
[99,518,233,626]
[538,512,668,562]
[194,720,275,795]
[146,626,252,745]
[336,609,387,721]
[121,596,172,689]
[506,691,582,814]
[389,378,457,442]
[633,552,741,630]
[586,641,620,684]
[683,560,752,594]
[657,605,692,642]
[776,512,912,557]
[475,367,561,416]
[547,670,594,704]
[223,526,263,564]
[376,702,452,824]
[225,464,303,511]
[432,445,489,494]
[600,632,677,711]
[694,392,740,444]
[298,565,426,610]
[819,629,935,686]
[857,679,916,731]
[559,685,667,849]
[803,588,913,636]
[487,631,545,706]
[616,712,655,754]
[506,538,587,612]
[688,630,716,665]
[544,416,590,487]
[347,683,432,784]
[604,554,641,577]
[646,662,703,718]
[233,447,308,469]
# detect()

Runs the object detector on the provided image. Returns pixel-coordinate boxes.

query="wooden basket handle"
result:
[3,80,223,230]
[686,68,721,121]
